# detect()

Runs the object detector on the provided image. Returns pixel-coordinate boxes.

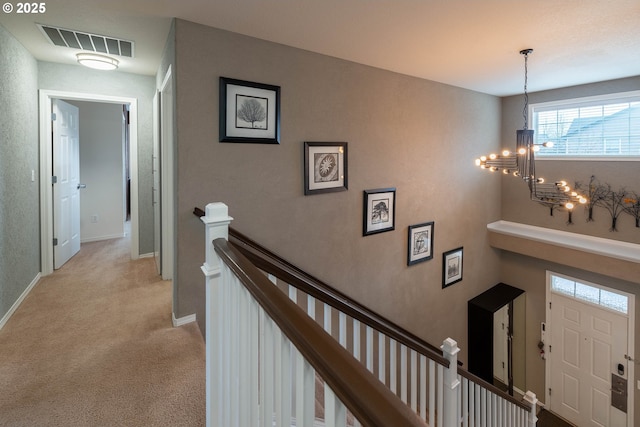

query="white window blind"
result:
[532,91,640,159]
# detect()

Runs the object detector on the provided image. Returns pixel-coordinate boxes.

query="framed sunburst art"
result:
[304,142,348,195]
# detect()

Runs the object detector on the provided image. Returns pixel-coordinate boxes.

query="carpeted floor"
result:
[0,232,206,426]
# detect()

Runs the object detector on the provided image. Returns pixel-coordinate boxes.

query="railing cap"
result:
[441,337,460,355]
[202,202,233,224]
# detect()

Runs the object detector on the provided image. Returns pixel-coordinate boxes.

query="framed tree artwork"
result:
[407,222,434,265]
[442,247,463,288]
[304,142,348,195]
[219,77,280,144]
[363,188,396,236]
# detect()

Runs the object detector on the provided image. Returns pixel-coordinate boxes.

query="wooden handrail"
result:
[228,227,450,368]
[196,207,531,413]
[227,228,532,412]
[214,238,427,427]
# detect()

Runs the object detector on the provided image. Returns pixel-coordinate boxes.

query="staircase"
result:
[199,203,538,427]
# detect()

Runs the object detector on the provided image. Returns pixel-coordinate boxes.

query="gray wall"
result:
[0,24,40,323]
[38,62,156,255]
[173,20,503,360]
[499,77,640,420]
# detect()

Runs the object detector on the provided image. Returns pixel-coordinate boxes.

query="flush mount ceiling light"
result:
[475,49,587,211]
[76,53,119,70]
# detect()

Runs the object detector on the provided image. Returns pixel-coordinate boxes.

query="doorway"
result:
[546,271,635,427]
[39,90,140,275]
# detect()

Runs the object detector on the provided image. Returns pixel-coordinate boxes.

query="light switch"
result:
[31,170,35,182]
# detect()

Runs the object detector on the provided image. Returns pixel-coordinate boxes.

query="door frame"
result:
[39,90,139,275]
[545,270,635,427]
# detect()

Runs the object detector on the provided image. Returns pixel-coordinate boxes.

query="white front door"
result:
[53,99,81,269]
[549,288,629,427]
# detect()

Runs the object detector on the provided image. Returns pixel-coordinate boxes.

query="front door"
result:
[549,280,630,427]
[52,99,81,269]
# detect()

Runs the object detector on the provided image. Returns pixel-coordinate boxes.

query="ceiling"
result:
[1,0,638,96]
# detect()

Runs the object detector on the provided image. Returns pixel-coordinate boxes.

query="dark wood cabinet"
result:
[468,283,524,393]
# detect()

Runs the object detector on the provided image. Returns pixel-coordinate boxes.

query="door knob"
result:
[77,184,87,189]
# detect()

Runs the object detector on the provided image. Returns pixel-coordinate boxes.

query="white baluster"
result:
[365,326,374,373]
[389,339,397,394]
[419,355,427,421]
[400,345,408,404]
[378,332,386,385]
[429,359,436,427]
[410,350,417,411]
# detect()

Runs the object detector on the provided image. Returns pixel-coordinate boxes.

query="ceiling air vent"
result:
[37,24,134,58]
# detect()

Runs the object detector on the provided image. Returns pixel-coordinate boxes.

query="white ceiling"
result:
[1,0,639,96]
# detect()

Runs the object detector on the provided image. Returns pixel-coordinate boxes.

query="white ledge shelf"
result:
[487,220,640,264]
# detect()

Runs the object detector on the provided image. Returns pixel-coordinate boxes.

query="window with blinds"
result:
[531,91,640,159]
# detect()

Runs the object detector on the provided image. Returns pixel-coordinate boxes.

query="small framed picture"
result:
[219,77,280,144]
[407,222,434,265]
[442,247,463,288]
[363,188,396,236]
[304,142,348,195]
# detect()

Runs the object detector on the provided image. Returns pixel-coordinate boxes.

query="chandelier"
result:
[475,49,587,210]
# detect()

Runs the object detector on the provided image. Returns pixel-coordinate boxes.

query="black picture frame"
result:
[442,247,463,288]
[407,222,434,265]
[304,142,348,195]
[219,77,280,144]
[363,188,396,236]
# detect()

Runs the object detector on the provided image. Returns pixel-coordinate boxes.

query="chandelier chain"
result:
[523,51,529,130]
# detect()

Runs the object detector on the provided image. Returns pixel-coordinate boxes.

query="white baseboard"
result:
[138,252,154,259]
[173,312,196,327]
[0,273,41,331]
[81,233,126,243]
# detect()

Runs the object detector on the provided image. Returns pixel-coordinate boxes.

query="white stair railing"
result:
[200,202,538,427]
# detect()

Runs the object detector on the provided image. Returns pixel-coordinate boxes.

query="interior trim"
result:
[488,220,640,264]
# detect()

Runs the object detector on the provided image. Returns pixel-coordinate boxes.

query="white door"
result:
[549,292,629,427]
[493,304,509,386]
[53,99,81,269]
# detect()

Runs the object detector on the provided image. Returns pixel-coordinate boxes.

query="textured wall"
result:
[173,20,503,359]
[38,63,156,255]
[0,24,40,322]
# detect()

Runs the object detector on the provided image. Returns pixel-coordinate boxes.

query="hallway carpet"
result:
[0,235,205,426]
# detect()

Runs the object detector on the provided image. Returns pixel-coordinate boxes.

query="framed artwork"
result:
[442,247,463,288]
[304,142,348,195]
[407,222,434,265]
[219,77,280,144]
[363,188,396,236]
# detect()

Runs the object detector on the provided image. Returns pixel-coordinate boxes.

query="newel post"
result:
[442,338,461,427]
[523,390,538,427]
[201,203,233,427]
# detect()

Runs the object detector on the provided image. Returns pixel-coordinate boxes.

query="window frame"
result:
[530,90,640,161]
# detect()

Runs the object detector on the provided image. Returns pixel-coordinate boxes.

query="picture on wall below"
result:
[442,247,463,288]
[219,77,280,144]
[407,222,434,265]
[304,142,348,195]
[363,188,396,236]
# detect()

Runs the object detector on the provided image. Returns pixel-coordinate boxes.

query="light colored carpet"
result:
[0,233,205,426]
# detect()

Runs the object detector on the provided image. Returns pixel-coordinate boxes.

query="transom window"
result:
[550,272,628,315]
[532,91,640,159]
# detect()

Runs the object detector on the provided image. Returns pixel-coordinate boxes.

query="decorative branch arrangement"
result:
[539,175,639,232]
[623,193,640,228]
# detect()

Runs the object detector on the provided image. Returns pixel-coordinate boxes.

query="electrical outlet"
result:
[91,215,98,223]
